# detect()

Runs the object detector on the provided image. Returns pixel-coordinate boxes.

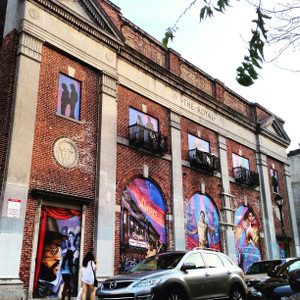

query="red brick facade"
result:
[0,1,297,298]
[0,30,18,194]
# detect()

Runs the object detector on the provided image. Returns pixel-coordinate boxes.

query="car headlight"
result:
[134,278,161,287]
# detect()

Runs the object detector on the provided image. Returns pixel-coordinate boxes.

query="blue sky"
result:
[111,0,300,152]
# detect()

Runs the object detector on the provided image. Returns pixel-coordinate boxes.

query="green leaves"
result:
[163,1,271,86]
[237,7,270,86]
[200,6,214,20]
[162,29,174,50]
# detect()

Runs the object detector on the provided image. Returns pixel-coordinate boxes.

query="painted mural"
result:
[234,206,261,272]
[33,206,81,298]
[278,243,287,258]
[57,73,81,120]
[186,194,220,250]
[120,178,166,272]
[188,134,210,152]
[271,168,280,194]
[129,107,158,131]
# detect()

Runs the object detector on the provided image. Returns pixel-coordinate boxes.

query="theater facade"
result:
[0,0,299,298]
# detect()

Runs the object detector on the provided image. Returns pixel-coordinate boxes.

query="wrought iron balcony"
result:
[233,167,260,187]
[128,124,168,156]
[189,148,220,173]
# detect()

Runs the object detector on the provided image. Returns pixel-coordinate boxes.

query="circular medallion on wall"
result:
[28,8,39,20]
[53,138,78,168]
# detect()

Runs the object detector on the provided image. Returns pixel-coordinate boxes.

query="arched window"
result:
[186,193,220,251]
[120,178,166,272]
[234,205,261,272]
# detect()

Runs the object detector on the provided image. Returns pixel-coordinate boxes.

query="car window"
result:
[277,260,300,277]
[202,253,224,268]
[184,253,205,269]
[219,255,233,267]
[129,253,185,272]
[288,261,300,273]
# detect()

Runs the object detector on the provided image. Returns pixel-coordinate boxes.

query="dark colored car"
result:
[245,258,296,290]
[96,248,247,300]
[248,258,300,300]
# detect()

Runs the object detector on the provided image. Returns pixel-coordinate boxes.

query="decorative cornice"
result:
[18,32,43,62]
[29,0,123,50]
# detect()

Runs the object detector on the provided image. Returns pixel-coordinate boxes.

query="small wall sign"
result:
[7,198,21,218]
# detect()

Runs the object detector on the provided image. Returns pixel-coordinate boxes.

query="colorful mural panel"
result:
[120,178,166,272]
[129,107,158,132]
[188,134,210,152]
[232,153,250,169]
[186,194,220,250]
[234,206,261,272]
[278,243,287,258]
[271,168,280,194]
[33,206,81,298]
[57,73,81,120]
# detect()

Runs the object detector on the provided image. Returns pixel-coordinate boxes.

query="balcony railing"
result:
[189,148,220,173]
[233,167,260,187]
[128,124,168,156]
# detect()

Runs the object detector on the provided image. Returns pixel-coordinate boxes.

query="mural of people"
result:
[129,108,158,131]
[33,206,81,298]
[234,206,261,272]
[57,73,81,120]
[69,83,78,119]
[186,193,220,250]
[120,178,166,272]
[188,211,216,247]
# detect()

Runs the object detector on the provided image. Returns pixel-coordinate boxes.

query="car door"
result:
[201,252,229,299]
[182,253,212,299]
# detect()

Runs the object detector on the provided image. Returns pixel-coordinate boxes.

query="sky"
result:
[111,0,300,153]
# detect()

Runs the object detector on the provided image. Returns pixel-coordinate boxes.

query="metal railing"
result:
[233,167,260,187]
[189,148,220,173]
[128,124,168,156]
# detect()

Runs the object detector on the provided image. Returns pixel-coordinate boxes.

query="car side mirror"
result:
[181,262,197,272]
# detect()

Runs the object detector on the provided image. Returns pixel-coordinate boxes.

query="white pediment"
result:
[55,0,124,43]
[260,115,290,142]
[58,0,93,22]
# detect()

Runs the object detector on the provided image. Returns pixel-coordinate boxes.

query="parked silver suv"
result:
[96,248,247,300]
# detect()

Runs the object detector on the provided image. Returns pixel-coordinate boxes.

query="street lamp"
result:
[275,194,288,257]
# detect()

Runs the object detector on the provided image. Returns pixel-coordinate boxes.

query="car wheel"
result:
[230,286,245,300]
[165,287,186,300]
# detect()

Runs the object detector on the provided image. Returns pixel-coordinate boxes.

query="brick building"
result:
[288,147,300,237]
[0,0,299,299]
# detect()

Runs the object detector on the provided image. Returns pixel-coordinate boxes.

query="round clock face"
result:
[53,138,78,168]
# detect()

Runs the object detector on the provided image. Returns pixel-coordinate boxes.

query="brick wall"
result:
[227,139,258,177]
[0,30,18,194]
[267,157,291,238]
[29,45,98,198]
[20,45,99,287]
[181,117,219,160]
[115,85,172,274]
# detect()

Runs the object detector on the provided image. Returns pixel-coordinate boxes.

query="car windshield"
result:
[276,260,300,277]
[246,260,281,274]
[128,253,185,272]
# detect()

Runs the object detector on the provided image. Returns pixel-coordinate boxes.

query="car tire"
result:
[164,287,187,300]
[229,286,245,300]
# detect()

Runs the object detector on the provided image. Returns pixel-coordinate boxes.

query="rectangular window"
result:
[129,107,158,131]
[232,153,250,179]
[57,73,81,121]
[188,134,210,152]
[270,168,280,194]
[232,153,250,169]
